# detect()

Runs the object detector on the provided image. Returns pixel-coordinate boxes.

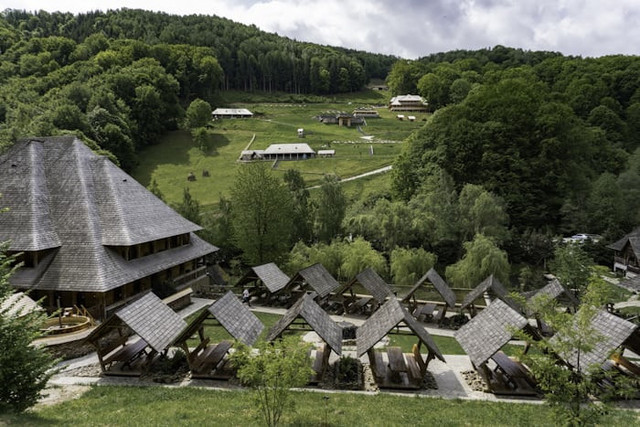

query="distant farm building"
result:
[352,107,380,118]
[211,108,254,119]
[316,111,365,127]
[317,149,335,158]
[389,94,429,112]
[241,143,316,161]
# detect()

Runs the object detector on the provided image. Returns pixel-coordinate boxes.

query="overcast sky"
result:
[6,0,640,59]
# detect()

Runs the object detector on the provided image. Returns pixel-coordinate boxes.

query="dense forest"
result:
[3,8,640,288]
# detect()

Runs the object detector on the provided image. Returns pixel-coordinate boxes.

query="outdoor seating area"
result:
[402,268,457,324]
[174,291,264,379]
[85,292,187,376]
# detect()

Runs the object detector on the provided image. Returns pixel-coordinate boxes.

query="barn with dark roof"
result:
[0,137,219,320]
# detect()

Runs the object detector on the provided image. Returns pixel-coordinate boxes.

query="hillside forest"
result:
[2,9,640,290]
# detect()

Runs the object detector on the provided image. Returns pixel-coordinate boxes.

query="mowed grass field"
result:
[132,90,427,209]
[7,386,640,426]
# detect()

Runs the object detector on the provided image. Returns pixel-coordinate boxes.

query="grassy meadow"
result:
[6,386,640,426]
[132,89,427,209]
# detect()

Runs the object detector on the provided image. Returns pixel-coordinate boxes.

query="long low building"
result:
[262,143,316,160]
[212,108,253,119]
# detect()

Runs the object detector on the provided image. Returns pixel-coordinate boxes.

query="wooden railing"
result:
[172,265,207,289]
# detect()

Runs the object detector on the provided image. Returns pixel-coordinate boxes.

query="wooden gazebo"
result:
[460,275,518,316]
[85,292,187,375]
[401,268,457,323]
[235,262,290,303]
[525,279,579,336]
[552,309,640,378]
[454,299,538,395]
[267,292,343,384]
[333,267,393,315]
[356,298,445,390]
[277,263,341,307]
[173,291,264,379]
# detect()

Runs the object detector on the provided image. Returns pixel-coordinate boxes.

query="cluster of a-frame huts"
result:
[83,262,640,396]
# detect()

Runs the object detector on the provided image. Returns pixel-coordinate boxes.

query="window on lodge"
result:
[111,234,191,261]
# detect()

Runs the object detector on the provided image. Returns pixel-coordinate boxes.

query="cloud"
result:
[7,0,640,58]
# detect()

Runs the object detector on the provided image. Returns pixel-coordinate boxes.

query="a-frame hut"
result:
[85,292,187,375]
[235,263,290,304]
[454,299,538,395]
[334,267,393,315]
[552,309,640,377]
[278,263,341,307]
[401,268,457,323]
[267,292,342,383]
[525,279,579,336]
[356,298,445,389]
[173,291,264,379]
[460,274,517,316]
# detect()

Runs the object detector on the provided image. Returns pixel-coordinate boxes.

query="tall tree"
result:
[231,163,294,265]
[283,169,312,244]
[185,98,212,129]
[175,187,201,225]
[390,247,437,287]
[445,234,510,288]
[314,174,346,244]
[0,242,56,413]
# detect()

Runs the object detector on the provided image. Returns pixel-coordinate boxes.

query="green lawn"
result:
[5,385,638,426]
[131,90,422,209]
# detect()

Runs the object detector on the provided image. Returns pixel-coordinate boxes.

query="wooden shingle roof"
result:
[0,292,42,317]
[87,292,187,353]
[527,279,579,308]
[454,299,528,367]
[236,263,290,293]
[402,268,456,308]
[553,309,639,372]
[356,298,445,361]
[339,267,393,303]
[208,291,264,346]
[460,274,511,310]
[0,137,219,293]
[283,263,341,298]
[267,292,342,355]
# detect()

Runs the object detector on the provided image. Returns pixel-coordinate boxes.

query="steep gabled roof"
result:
[0,140,61,251]
[356,298,445,362]
[87,292,187,353]
[454,299,529,367]
[208,291,264,346]
[0,137,218,293]
[0,292,42,317]
[402,268,457,308]
[283,263,341,298]
[461,274,511,310]
[236,263,290,293]
[608,227,640,255]
[552,309,640,372]
[267,292,342,355]
[527,279,579,309]
[339,267,393,303]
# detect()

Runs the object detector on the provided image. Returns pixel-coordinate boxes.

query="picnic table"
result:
[491,351,535,389]
[413,303,436,322]
[103,339,148,368]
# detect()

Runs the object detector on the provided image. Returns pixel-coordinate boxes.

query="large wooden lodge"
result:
[0,136,219,321]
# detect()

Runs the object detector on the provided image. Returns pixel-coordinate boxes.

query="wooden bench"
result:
[347,296,372,314]
[611,353,640,377]
[491,351,535,388]
[412,303,436,322]
[369,350,386,381]
[194,340,233,374]
[103,339,148,368]
[387,347,407,373]
[433,306,447,323]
